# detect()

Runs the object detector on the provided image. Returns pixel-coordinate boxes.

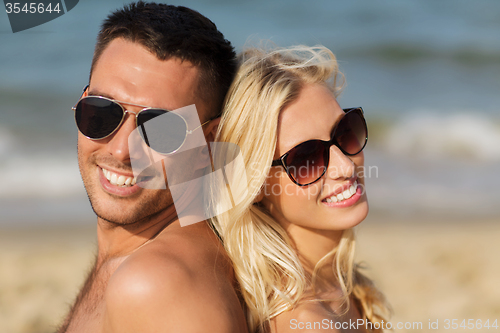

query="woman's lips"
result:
[321,178,357,202]
[322,182,362,208]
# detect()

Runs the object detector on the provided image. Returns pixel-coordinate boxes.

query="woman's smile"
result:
[262,83,368,232]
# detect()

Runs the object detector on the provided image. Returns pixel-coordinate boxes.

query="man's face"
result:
[77,38,208,225]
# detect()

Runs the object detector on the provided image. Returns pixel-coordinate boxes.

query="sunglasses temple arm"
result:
[186,119,211,134]
[271,156,285,167]
[160,160,168,189]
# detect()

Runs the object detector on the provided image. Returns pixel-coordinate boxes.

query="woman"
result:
[209,45,390,332]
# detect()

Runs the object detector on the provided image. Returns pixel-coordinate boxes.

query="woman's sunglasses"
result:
[72,85,209,155]
[271,107,367,186]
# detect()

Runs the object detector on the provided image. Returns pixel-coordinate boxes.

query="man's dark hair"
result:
[90,1,236,118]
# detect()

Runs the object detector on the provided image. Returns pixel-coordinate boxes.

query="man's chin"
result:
[87,191,172,227]
[94,211,139,226]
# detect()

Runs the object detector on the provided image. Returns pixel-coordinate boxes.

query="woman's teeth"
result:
[102,168,137,187]
[325,181,358,203]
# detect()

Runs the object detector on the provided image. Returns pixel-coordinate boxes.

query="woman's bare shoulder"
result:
[270,301,340,333]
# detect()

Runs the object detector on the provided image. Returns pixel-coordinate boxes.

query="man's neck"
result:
[96,205,179,261]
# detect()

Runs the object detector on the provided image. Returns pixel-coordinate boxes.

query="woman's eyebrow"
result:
[329,111,345,135]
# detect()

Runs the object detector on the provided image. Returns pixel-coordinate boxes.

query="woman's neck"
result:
[284,222,344,282]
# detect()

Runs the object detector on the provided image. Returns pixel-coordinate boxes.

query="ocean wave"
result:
[0,126,83,198]
[363,148,500,218]
[343,44,500,66]
[381,111,500,161]
[0,151,84,198]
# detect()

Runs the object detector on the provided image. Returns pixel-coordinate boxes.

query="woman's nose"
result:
[325,145,355,180]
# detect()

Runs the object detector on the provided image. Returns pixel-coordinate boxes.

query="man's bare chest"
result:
[60,259,121,333]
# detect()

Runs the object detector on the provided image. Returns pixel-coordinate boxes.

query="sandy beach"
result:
[1,216,499,333]
[356,216,500,332]
[0,225,96,333]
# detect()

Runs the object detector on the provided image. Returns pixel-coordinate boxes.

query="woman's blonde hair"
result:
[209,44,390,333]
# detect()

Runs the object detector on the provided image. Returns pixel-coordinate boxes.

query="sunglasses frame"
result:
[271,107,367,186]
[72,85,210,155]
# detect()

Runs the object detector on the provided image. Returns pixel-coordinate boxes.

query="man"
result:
[57,2,248,332]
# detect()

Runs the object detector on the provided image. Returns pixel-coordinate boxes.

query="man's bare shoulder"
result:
[103,222,248,333]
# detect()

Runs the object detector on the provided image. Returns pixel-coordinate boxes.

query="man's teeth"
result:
[102,168,137,187]
[325,181,358,203]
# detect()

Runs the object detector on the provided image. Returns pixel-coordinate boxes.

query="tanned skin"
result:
[57,38,248,333]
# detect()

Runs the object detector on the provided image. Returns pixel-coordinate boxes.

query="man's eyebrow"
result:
[86,90,179,112]
[88,89,114,99]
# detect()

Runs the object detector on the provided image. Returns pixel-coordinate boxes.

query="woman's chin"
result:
[327,198,369,230]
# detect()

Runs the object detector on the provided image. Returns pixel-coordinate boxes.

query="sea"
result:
[0,0,499,226]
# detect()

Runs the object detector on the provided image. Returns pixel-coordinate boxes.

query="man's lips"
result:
[99,163,166,193]
[100,166,137,187]
[98,167,141,196]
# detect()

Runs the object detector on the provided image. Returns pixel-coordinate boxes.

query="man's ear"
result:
[81,84,89,98]
[195,117,220,172]
[203,117,221,142]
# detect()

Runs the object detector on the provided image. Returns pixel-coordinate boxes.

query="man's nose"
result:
[105,111,138,163]
[325,145,355,180]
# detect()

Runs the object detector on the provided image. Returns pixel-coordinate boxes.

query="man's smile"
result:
[98,166,142,196]
[101,167,137,187]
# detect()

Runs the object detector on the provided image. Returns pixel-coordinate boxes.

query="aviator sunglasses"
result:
[271,107,367,186]
[72,85,210,154]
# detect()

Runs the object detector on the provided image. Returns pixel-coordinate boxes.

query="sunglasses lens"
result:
[137,110,188,154]
[275,108,367,186]
[284,140,327,185]
[335,109,367,155]
[75,97,124,139]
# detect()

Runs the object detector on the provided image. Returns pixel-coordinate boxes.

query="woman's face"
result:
[261,83,368,233]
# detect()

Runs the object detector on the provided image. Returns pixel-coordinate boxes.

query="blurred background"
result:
[0,0,499,332]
